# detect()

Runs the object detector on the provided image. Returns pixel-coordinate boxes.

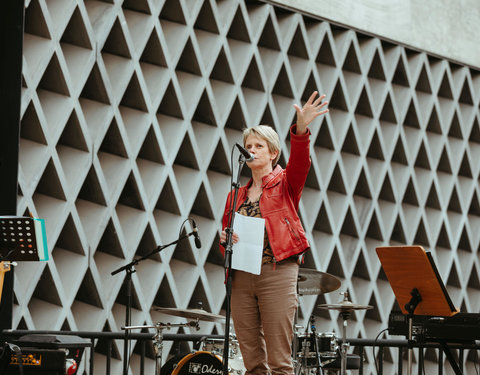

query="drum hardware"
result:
[320,354,362,375]
[318,291,373,375]
[202,336,236,355]
[151,307,245,374]
[201,336,245,375]
[152,306,226,322]
[294,329,339,374]
[161,335,245,375]
[123,320,200,375]
[309,316,324,375]
[294,269,341,375]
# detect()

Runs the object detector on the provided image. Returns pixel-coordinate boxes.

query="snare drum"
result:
[317,332,338,355]
[295,332,338,360]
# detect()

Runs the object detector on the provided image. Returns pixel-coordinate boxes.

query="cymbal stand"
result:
[123,320,199,375]
[339,293,351,375]
[339,313,350,375]
[317,292,373,375]
[309,316,324,375]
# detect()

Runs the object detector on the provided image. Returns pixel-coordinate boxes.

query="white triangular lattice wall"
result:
[16,0,480,373]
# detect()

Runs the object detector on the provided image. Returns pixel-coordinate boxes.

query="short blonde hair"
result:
[243,125,281,166]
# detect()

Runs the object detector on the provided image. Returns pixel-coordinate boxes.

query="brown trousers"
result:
[231,260,299,375]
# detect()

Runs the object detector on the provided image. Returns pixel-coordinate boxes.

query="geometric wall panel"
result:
[16,0,480,373]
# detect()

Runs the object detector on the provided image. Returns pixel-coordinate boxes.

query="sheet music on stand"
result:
[0,216,48,261]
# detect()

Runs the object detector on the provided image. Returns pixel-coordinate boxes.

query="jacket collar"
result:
[246,164,283,189]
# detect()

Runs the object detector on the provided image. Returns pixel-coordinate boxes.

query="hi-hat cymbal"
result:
[297,269,341,295]
[152,307,225,322]
[317,300,373,312]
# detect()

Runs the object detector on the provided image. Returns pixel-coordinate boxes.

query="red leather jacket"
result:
[220,125,311,262]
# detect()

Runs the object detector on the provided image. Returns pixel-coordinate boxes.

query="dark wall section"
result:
[0,0,25,332]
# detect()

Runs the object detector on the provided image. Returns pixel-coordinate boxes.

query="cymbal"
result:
[317,300,373,312]
[297,269,341,295]
[152,307,225,322]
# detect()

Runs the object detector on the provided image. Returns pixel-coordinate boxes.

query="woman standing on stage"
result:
[219,91,329,375]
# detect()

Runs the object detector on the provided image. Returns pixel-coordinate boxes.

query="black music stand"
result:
[376,246,460,375]
[0,216,48,371]
[0,216,48,262]
[0,215,48,308]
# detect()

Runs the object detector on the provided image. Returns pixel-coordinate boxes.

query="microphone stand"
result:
[310,316,324,375]
[222,154,247,375]
[111,230,199,375]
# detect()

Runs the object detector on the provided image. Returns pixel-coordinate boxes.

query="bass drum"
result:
[162,351,223,375]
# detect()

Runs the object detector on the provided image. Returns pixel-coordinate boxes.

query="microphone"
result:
[235,143,255,162]
[191,219,202,249]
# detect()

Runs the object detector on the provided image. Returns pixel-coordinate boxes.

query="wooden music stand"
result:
[376,245,458,316]
[376,246,460,375]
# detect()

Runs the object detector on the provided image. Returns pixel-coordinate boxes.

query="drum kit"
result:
[294,278,373,375]
[124,269,373,375]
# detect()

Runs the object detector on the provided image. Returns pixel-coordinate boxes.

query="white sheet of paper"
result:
[232,213,265,275]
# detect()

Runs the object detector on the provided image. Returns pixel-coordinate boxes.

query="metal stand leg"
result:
[123,321,199,375]
[405,288,422,375]
[340,315,349,375]
[318,291,373,375]
[153,327,164,375]
[407,315,413,375]
[310,316,324,375]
